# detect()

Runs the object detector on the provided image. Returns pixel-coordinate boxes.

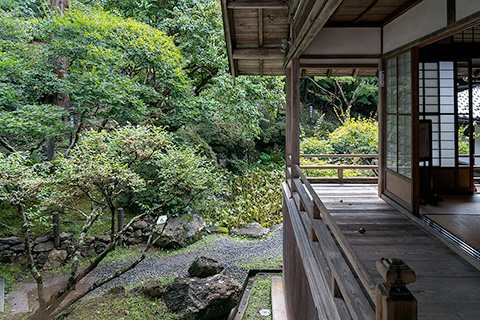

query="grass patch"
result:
[62,290,179,320]
[243,274,273,320]
[238,254,283,270]
[0,263,26,293]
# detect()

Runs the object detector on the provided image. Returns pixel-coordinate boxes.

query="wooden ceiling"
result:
[221,0,424,77]
[326,0,424,27]
[221,0,289,76]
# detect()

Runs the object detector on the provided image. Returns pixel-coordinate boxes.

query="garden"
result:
[0,1,379,319]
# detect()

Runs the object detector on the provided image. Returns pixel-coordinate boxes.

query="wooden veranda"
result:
[283,168,480,319]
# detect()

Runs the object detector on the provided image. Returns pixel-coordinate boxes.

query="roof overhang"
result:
[222,0,426,77]
[221,0,289,76]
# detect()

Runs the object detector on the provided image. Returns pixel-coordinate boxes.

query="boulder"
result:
[59,232,72,241]
[206,226,227,234]
[10,243,25,252]
[269,223,283,233]
[132,220,148,230]
[134,229,143,238]
[43,249,67,270]
[95,235,110,243]
[137,280,165,299]
[0,244,11,251]
[153,214,206,249]
[0,250,14,263]
[33,241,54,252]
[188,256,224,278]
[35,234,52,244]
[0,236,23,246]
[36,252,48,265]
[231,222,269,238]
[164,274,242,320]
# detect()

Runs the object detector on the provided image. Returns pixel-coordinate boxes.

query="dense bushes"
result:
[206,167,283,230]
[301,117,378,178]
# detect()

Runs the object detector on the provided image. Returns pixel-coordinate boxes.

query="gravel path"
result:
[94,230,283,292]
[6,230,283,316]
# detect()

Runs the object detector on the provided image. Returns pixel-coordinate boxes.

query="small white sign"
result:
[259,309,271,316]
[156,215,168,225]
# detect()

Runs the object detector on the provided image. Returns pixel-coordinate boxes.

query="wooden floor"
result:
[313,184,480,320]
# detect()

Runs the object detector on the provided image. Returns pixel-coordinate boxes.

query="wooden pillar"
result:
[291,59,301,178]
[376,258,417,320]
[411,47,420,214]
[285,59,300,191]
[285,67,292,186]
[378,59,386,197]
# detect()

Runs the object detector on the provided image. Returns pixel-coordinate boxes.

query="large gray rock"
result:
[35,234,52,244]
[43,249,67,270]
[164,274,242,320]
[231,222,269,238]
[132,220,148,230]
[33,241,54,252]
[0,237,23,246]
[0,250,14,263]
[188,256,224,278]
[136,280,165,299]
[153,214,206,249]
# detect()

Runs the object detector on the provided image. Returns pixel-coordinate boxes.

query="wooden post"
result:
[52,211,60,249]
[376,258,417,320]
[117,207,124,245]
[338,168,344,181]
[291,59,301,178]
[285,67,292,186]
[0,277,4,313]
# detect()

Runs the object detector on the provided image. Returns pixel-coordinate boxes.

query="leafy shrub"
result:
[300,117,378,178]
[329,117,378,154]
[206,167,283,229]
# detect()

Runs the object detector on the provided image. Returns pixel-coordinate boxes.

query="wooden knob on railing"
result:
[376,258,416,286]
[376,258,417,320]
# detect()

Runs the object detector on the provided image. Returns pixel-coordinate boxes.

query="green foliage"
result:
[329,117,378,154]
[122,143,222,216]
[207,168,283,230]
[37,5,189,123]
[301,117,378,178]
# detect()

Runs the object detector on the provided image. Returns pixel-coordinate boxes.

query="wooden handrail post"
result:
[52,211,60,249]
[376,258,417,320]
[338,168,343,181]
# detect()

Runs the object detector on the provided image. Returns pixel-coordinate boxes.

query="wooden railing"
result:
[282,164,417,320]
[300,154,378,183]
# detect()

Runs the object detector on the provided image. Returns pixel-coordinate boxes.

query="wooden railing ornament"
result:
[376,258,417,320]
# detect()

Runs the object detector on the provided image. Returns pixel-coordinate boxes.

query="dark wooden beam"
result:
[447,0,456,25]
[258,8,264,47]
[352,68,359,78]
[221,0,236,78]
[326,69,332,78]
[353,0,380,24]
[300,63,379,69]
[233,48,285,59]
[420,43,480,60]
[301,54,382,60]
[381,0,424,26]
[285,0,344,66]
[227,0,287,9]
